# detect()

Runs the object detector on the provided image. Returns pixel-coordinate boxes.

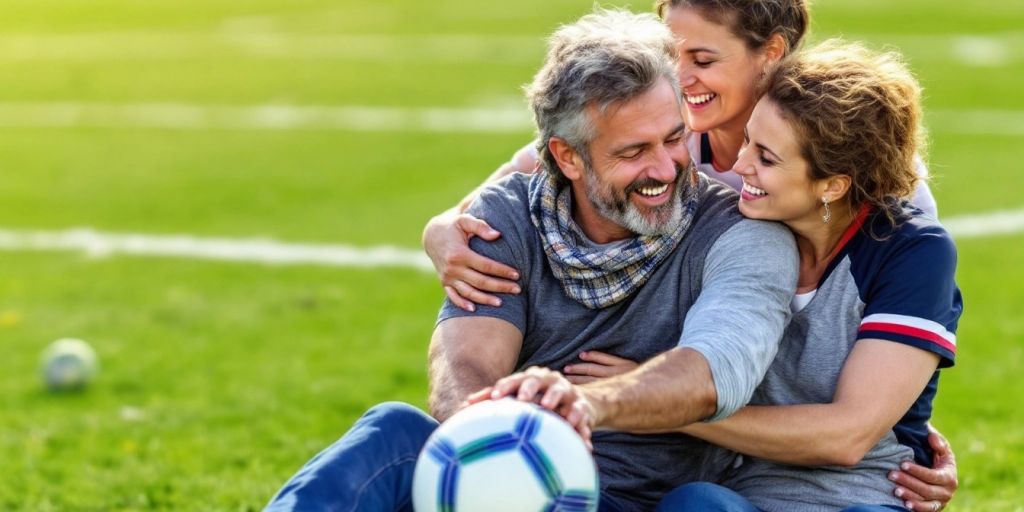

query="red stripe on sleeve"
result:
[860,322,957,354]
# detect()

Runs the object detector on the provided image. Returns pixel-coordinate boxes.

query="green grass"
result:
[0,0,1022,510]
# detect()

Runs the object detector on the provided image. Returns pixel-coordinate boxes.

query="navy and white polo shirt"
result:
[724,203,962,511]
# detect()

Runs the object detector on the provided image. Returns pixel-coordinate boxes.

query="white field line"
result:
[928,109,1024,137]
[0,32,1020,64]
[0,33,543,63]
[0,228,433,271]
[0,102,532,133]
[0,103,1022,136]
[941,208,1024,239]
[0,209,1020,270]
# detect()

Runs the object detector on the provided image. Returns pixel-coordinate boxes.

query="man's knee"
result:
[265,403,439,511]
[359,401,438,441]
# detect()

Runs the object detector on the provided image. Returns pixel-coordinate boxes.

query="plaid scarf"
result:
[528,169,701,309]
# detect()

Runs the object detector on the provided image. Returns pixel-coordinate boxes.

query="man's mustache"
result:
[624,163,687,195]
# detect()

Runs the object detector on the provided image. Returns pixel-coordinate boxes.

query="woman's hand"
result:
[563,351,639,384]
[889,424,958,511]
[422,210,521,311]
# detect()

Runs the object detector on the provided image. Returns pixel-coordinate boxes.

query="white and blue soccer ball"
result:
[41,338,98,391]
[412,398,599,512]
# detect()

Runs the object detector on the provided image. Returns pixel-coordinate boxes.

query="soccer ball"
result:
[41,338,98,391]
[412,398,599,512]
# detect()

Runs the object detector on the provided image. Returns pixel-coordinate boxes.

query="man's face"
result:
[580,79,692,236]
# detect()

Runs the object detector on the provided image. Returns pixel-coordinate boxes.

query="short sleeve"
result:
[858,227,962,368]
[910,156,939,218]
[679,219,798,420]
[436,177,532,334]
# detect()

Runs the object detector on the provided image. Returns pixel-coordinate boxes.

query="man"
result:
[265,9,797,511]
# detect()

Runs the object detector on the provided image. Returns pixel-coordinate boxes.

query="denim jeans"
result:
[265,402,435,512]
[264,401,635,512]
[654,482,909,512]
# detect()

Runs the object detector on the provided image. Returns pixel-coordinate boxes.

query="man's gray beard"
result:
[584,161,691,236]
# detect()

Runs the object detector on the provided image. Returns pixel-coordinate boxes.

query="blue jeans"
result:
[265,402,634,512]
[654,482,909,512]
[265,402,435,512]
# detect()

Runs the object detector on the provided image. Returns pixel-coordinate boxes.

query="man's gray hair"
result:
[526,9,681,183]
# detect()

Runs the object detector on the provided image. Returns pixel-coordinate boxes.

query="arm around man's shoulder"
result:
[438,173,535,332]
[679,219,798,420]
[429,175,538,420]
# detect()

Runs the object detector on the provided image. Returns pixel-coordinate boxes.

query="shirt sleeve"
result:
[677,219,799,421]
[911,156,939,219]
[436,179,530,334]
[858,226,961,368]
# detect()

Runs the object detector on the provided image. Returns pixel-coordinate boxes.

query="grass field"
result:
[1,0,1022,510]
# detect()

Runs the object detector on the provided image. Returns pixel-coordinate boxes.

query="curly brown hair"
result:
[654,0,809,54]
[760,40,925,224]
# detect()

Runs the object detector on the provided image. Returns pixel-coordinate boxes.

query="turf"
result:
[0,0,1021,510]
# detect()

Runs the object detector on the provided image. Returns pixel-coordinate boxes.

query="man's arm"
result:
[428,316,524,422]
[486,220,798,436]
[579,347,718,429]
[587,219,797,429]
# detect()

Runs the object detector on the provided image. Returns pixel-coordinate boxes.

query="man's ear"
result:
[549,137,585,182]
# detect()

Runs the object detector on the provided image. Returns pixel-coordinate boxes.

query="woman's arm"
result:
[681,339,940,467]
[422,142,539,310]
[452,142,540,213]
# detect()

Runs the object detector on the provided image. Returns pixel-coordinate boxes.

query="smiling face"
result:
[733,98,824,226]
[665,6,770,135]
[571,78,692,240]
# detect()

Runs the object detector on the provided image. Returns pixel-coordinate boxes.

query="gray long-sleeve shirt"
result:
[437,172,798,510]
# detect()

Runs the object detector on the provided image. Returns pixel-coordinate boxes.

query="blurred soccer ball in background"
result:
[41,338,98,392]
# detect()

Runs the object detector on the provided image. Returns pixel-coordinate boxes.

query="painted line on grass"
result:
[929,109,1024,137]
[0,32,1020,65]
[0,209,1021,270]
[941,208,1024,239]
[0,103,1022,136]
[0,33,543,63]
[0,102,531,133]
[0,228,434,271]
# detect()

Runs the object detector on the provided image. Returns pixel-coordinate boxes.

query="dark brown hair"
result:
[654,0,809,54]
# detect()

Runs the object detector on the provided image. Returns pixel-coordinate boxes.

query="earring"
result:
[821,197,831,224]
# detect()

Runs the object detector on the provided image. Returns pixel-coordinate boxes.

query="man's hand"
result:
[466,367,598,450]
[888,424,958,511]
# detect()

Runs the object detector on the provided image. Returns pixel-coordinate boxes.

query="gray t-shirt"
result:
[438,172,798,509]
[721,207,960,512]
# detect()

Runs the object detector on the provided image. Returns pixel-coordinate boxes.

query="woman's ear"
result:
[763,33,788,65]
[822,174,852,204]
[548,137,586,182]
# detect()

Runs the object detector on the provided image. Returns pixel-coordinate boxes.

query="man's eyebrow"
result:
[666,122,686,138]
[612,141,650,156]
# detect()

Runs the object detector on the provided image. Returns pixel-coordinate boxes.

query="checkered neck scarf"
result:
[528,169,701,309]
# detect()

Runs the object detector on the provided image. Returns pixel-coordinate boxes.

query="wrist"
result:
[423,209,459,247]
[579,385,614,428]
